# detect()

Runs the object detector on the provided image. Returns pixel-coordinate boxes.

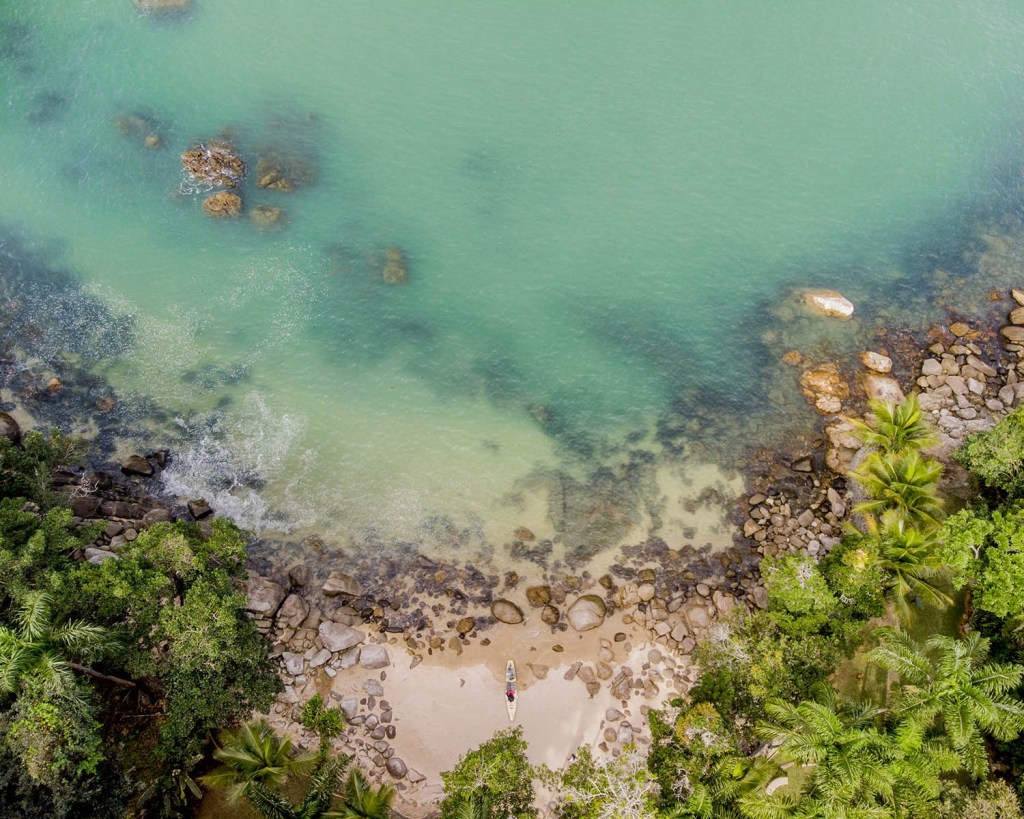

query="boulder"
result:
[858,351,892,374]
[276,594,310,629]
[182,141,245,187]
[121,455,153,477]
[800,363,849,415]
[187,498,213,519]
[1001,325,1024,344]
[142,508,171,526]
[318,621,364,653]
[85,548,119,565]
[541,605,560,625]
[385,757,407,779]
[863,375,905,404]
[281,652,304,676]
[525,586,551,607]
[245,576,286,617]
[360,644,390,669]
[203,191,243,218]
[0,412,20,445]
[566,595,606,632]
[799,289,855,319]
[491,599,524,624]
[322,571,361,598]
[456,617,475,635]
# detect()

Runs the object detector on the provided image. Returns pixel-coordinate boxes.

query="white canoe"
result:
[505,660,517,722]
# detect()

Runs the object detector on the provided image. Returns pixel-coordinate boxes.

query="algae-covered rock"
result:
[203,191,242,218]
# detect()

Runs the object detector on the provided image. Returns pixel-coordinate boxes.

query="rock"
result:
[182,141,245,188]
[0,412,21,445]
[363,680,384,696]
[800,364,849,414]
[281,652,304,676]
[751,584,769,610]
[144,134,162,149]
[408,768,426,784]
[456,617,475,635]
[1011,307,1024,326]
[85,547,119,565]
[827,487,846,517]
[250,204,285,229]
[683,602,710,630]
[381,247,408,285]
[203,191,243,218]
[863,375,905,404]
[276,594,310,629]
[491,599,524,624]
[360,644,391,670]
[921,359,943,376]
[526,586,551,607]
[142,508,171,526]
[337,696,358,720]
[799,289,855,319]
[318,622,365,653]
[309,648,331,668]
[337,647,360,669]
[782,350,803,366]
[567,595,606,632]
[577,666,596,684]
[637,582,656,602]
[322,571,361,598]
[858,351,893,373]
[245,576,287,617]
[121,455,153,477]
[541,605,560,625]
[1001,325,1024,344]
[606,708,624,721]
[187,498,213,519]
[386,757,407,779]
[514,527,535,541]
[135,0,190,10]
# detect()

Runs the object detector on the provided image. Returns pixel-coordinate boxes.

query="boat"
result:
[505,660,517,722]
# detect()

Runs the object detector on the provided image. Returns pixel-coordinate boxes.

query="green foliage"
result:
[940,504,1024,622]
[200,718,316,804]
[762,554,839,634]
[852,450,944,530]
[0,432,83,509]
[0,500,97,608]
[0,590,113,709]
[955,405,1024,498]
[818,535,886,621]
[868,627,1024,778]
[440,726,537,819]
[337,768,396,819]
[851,394,938,456]
[646,701,782,818]
[935,780,1024,819]
[64,518,280,765]
[6,686,103,785]
[302,694,345,753]
[757,681,956,818]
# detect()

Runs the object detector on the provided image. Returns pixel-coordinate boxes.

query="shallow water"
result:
[2,2,1024,561]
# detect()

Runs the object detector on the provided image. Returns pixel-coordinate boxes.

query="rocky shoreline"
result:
[6,256,1024,813]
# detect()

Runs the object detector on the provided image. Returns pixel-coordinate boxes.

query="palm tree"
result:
[757,683,896,814]
[678,755,790,819]
[867,627,1024,777]
[0,591,118,709]
[451,794,494,819]
[860,512,952,620]
[852,451,944,530]
[244,753,350,819]
[200,719,317,803]
[851,395,937,456]
[336,768,395,819]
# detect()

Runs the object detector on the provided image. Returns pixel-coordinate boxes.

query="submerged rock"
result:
[381,247,408,285]
[135,0,190,11]
[203,191,242,218]
[251,204,285,229]
[800,363,849,414]
[858,351,892,374]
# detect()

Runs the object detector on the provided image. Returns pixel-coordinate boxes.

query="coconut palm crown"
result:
[851,395,938,456]
[867,627,1024,778]
[852,450,944,530]
[0,590,113,709]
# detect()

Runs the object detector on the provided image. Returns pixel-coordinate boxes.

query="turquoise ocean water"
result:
[2,2,1024,561]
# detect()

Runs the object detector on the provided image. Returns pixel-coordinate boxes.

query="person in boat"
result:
[507,688,516,702]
